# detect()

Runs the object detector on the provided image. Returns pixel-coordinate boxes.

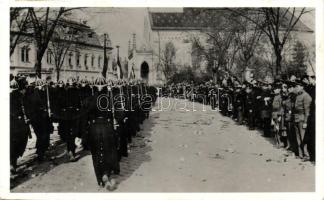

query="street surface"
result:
[12,97,314,192]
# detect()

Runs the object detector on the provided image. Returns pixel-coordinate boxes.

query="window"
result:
[91,55,95,68]
[84,54,88,69]
[21,46,30,63]
[76,51,81,67]
[98,56,102,68]
[47,50,53,65]
[68,52,73,69]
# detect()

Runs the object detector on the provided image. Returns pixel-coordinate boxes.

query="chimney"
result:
[132,33,136,51]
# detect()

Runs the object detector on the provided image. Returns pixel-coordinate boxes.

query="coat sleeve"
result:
[303,92,312,122]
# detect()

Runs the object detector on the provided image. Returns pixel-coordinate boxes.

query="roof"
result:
[57,18,104,47]
[149,8,313,32]
[11,18,112,50]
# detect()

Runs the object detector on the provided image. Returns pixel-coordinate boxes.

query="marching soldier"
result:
[24,79,53,161]
[78,78,92,149]
[84,77,119,190]
[112,81,128,159]
[57,77,81,161]
[10,78,30,171]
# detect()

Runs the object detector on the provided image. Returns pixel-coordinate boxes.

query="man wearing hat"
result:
[271,80,283,147]
[57,77,81,161]
[293,79,312,159]
[23,78,53,161]
[245,82,256,130]
[83,76,119,190]
[259,81,272,137]
[282,80,298,155]
[10,78,30,172]
[305,75,315,162]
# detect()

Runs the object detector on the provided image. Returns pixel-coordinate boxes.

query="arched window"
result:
[84,54,88,69]
[98,56,102,68]
[91,55,95,68]
[76,51,81,67]
[21,46,30,63]
[68,52,73,69]
[47,49,53,64]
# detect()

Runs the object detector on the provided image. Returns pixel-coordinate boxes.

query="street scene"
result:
[11,98,314,192]
[9,7,315,192]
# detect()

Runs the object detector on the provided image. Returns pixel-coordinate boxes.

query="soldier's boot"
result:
[104,176,117,191]
[10,165,16,174]
[68,151,77,162]
[302,143,310,161]
[102,174,109,188]
[10,159,17,174]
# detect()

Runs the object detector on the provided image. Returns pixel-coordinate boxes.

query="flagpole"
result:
[116,45,123,80]
[102,33,108,78]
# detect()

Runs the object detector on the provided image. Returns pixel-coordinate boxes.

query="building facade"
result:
[10,19,115,82]
[136,8,315,84]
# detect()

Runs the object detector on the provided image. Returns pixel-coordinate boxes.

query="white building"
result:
[127,8,314,85]
[10,19,115,82]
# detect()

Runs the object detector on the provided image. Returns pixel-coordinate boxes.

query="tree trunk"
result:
[275,52,282,77]
[35,47,47,78]
[56,69,60,82]
[35,59,42,79]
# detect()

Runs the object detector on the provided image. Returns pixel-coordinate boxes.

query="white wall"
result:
[10,40,112,81]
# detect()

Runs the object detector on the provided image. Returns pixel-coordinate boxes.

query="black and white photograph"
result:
[6,6,318,194]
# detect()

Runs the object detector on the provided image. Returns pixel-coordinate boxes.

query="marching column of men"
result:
[163,74,315,163]
[10,74,157,190]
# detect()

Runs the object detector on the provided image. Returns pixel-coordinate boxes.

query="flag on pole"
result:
[130,64,135,80]
[117,56,123,79]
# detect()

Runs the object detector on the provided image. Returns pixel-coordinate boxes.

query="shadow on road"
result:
[10,138,90,190]
[113,112,158,188]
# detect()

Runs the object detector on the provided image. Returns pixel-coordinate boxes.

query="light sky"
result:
[70,8,315,60]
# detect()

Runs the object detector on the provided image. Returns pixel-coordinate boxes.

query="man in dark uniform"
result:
[282,81,298,155]
[10,78,30,171]
[293,79,312,159]
[83,76,119,190]
[259,82,272,137]
[24,79,53,161]
[245,83,256,130]
[78,78,92,150]
[254,81,263,129]
[208,83,217,110]
[57,77,81,161]
[112,81,128,159]
[305,75,315,162]
[233,84,245,124]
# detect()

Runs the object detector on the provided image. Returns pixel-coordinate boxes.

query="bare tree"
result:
[191,25,238,83]
[234,16,263,77]
[160,41,176,80]
[10,8,30,56]
[228,8,310,76]
[49,25,77,81]
[28,7,81,78]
